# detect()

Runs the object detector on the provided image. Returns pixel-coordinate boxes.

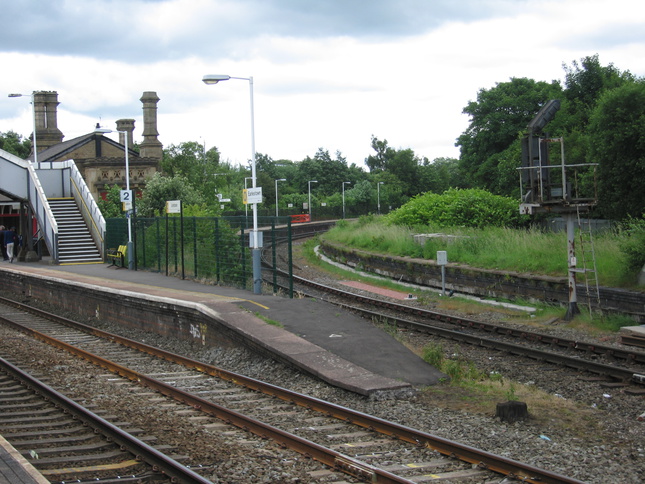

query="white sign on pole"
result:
[166,200,181,214]
[120,190,133,202]
[243,187,263,205]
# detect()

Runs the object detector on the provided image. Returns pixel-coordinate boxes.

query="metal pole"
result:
[248,76,262,295]
[308,180,317,220]
[565,213,580,320]
[124,132,134,270]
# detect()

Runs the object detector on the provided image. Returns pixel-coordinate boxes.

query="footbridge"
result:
[0,148,105,264]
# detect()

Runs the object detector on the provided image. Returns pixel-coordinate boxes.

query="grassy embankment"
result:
[297,218,639,420]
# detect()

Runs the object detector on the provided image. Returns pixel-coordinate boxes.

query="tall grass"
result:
[323,218,633,287]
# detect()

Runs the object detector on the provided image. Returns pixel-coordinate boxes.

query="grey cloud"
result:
[1,0,515,62]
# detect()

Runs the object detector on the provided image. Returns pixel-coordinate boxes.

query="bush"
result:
[618,216,645,274]
[386,188,524,229]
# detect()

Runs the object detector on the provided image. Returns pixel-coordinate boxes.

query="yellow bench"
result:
[106,245,127,268]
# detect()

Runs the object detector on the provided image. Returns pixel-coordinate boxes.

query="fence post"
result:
[272,220,277,293]
[193,217,198,278]
[288,218,293,298]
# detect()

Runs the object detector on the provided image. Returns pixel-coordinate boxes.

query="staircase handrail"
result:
[27,163,59,261]
[62,160,106,256]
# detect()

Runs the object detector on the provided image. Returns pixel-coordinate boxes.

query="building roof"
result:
[29,133,138,163]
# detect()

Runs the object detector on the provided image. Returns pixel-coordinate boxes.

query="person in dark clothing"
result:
[4,226,17,263]
[0,225,7,261]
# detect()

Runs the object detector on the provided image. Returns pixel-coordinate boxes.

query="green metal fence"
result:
[105,215,293,296]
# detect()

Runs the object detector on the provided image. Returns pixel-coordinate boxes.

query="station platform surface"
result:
[0,259,445,395]
[0,436,48,484]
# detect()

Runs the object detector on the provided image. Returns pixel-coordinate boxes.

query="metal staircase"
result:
[48,198,102,264]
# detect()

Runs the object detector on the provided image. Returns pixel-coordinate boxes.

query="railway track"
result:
[0,298,584,484]
[0,353,211,483]
[263,240,645,393]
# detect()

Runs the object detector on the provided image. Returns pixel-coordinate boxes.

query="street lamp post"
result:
[308,180,317,220]
[275,178,286,218]
[8,92,39,261]
[94,125,134,269]
[377,181,384,214]
[8,92,38,168]
[203,74,262,294]
[342,181,351,219]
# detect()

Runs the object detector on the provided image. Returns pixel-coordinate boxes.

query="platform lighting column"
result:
[203,74,262,294]
[94,125,135,270]
[8,92,39,260]
[275,178,286,218]
[308,180,317,220]
[342,181,351,219]
[8,92,38,168]
[377,181,384,214]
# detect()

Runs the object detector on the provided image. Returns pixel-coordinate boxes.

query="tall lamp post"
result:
[8,92,39,261]
[308,180,317,220]
[342,181,351,219]
[377,181,384,215]
[94,125,134,270]
[8,92,38,168]
[203,74,262,294]
[275,178,286,218]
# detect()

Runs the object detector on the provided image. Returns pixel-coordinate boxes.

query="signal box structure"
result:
[518,100,599,320]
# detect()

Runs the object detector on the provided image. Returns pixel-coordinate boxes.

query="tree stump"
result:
[495,401,528,423]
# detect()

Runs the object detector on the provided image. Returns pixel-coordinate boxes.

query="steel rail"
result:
[269,267,645,376]
[0,300,584,484]
[0,355,213,484]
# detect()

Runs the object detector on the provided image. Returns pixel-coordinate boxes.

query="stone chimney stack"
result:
[33,91,64,152]
[139,91,163,160]
[115,119,135,149]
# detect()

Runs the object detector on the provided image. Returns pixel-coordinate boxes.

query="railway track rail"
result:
[0,297,584,484]
[264,251,645,391]
[0,355,212,483]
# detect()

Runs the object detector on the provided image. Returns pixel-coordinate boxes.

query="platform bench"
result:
[106,245,127,268]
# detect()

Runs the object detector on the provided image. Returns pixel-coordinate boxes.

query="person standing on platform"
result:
[0,225,7,261]
[4,227,17,263]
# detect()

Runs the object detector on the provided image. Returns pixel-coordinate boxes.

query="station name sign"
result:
[243,187,263,205]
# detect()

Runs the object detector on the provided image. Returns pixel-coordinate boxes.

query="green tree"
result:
[137,173,205,217]
[557,55,636,166]
[588,81,645,220]
[0,131,32,159]
[162,141,222,205]
[98,185,125,218]
[456,77,563,193]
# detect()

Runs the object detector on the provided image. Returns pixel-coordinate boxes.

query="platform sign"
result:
[166,200,181,214]
[437,251,448,266]
[243,187,263,205]
[120,189,133,202]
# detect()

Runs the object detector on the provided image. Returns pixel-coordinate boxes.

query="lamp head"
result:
[8,93,24,98]
[203,74,231,85]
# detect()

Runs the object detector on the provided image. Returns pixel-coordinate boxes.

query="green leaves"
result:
[386,188,523,229]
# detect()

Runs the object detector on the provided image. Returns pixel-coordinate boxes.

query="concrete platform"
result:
[0,435,48,484]
[0,260,445,395]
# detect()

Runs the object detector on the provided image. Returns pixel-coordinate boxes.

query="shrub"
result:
[386,188,524,229]
[618,216,645,274]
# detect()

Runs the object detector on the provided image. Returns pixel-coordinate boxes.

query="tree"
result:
[456,77,563,193]
[137,173,205,217]
[161,141,222,205]
[365,135,395,172]
[558,55,636,166]
[0,131,32,159]
[98,185,125,219]
[588,81,645,220]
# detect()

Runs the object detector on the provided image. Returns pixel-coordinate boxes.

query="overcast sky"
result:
[1,0,644,169]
